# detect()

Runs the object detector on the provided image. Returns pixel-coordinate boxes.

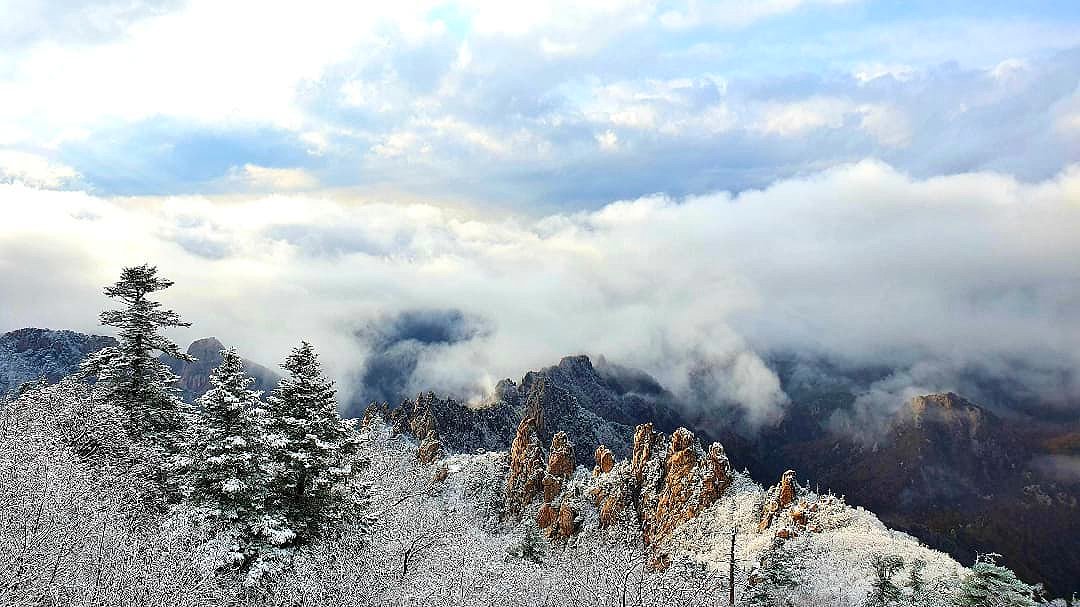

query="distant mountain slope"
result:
[714,366,1080,599]
[378,355,703,467]
[160,337,279,402]
[0,328,115,396]
[773,392,1080,598]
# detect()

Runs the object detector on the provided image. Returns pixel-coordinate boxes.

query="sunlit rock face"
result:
[417,430,440,465]
[593,445,614,476]
[503,416,546,518]
[588,423,734,556]
[759,469,799,532]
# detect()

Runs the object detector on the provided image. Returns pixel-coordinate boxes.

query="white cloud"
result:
[584,76,733,136]
[0,150,79,188]
[2,160,1079,419]
[757,97,851,136]
[755,98,910,146]
[371,131,431,159]
[856,104,911,147]
[0,0,445,140]
[853,63,917,84]
[226,164,319,191]
[595,130,619,151]
[659,0,858,30]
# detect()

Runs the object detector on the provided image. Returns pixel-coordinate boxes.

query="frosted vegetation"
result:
[0,266,1059,607]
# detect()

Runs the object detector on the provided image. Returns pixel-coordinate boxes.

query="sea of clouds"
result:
[2,159,1078,424]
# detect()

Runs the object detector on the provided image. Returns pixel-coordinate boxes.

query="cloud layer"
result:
[2,160,1078,423]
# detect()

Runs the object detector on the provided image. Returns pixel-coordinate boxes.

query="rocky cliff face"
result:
[160,337,279,402]
[0,328,116,397]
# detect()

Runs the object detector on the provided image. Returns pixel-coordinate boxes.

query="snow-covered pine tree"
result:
[745,538,800,607]
[907,558,927,602]
[955,554,1038,607]
[506,524,547,564]
[865,554,906,607]
[79,264,196,499]
[191,348,279,567]
[265,341,359,543]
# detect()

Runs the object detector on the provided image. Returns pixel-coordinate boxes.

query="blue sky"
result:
[1,0,1077,210]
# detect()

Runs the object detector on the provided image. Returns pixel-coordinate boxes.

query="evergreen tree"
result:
[955,554,1038,607]
[79,264,195,497]
[506,525,547,564]
[265,341,358,542]
[746,538,800,607]
[907,558,927,605]
[190,348,276,566]
[865,554,905,607]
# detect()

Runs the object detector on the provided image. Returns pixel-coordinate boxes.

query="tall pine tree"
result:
[955,554,1038,607]
[80,264,195,498]
[265,341,358,542]
[191,348,280,566]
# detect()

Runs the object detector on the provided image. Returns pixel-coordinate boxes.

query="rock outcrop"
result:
[417,430,441,464]
[645,427,733,547]
[543,432,575,502]
[759,470,800,533]
[534,431,582,539]
[372,355,706,468]
[552,503,578,539]
[504,417,546,517]
[593,445,614,475]
[588,423,733,554]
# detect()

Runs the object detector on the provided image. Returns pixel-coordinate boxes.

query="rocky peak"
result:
[757,469,829,539]
[542,431,575,502]
[555,354,597,378]
[593,445,615,476]
[588,423,734,557]
[185,337,226,361]
[161,338,278,402]
[377,354,704,469]
[645,427,733,548]
[536,431,581,539]
[504,417,546,518]
[417,430,441,464]
[903,392,990,433]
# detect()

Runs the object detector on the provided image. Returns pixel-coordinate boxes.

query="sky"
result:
[1,1,1079,422]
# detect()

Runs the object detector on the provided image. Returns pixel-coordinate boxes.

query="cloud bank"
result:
[1,160,1078,424]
